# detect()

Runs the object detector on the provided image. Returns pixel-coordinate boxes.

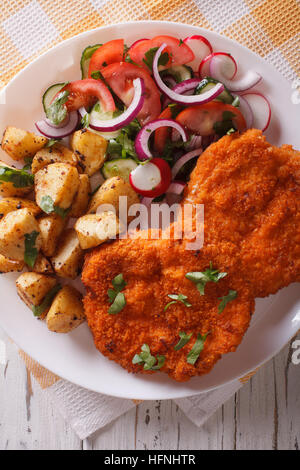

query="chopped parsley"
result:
[187,332,209,365]
[22,156,33,171]
[179,39,184,46]
[143,47,170,71]
[164,293,192,311]
[0,165,34,188]
[45,138,61,148]
[174,331,193,351]
[218,290,237,314]
[46,90,69,126]
[24,231,39,268]
[91,70,101,80]
[107,273,127,314]
[107,119,141,160]
[81,112,90,128]
[132,344,165,371]
[39,195,70,219]
[32,284,61,317]
[185,262,227,295]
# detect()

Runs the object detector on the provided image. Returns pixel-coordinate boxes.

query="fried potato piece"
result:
[46,285,85,333]
[0,197,41,220]
[88,176,139,220]
[69,174,91,218]
[0,254,24,273]
[35,162,80,211]
[70,129,107,176]
[0,161,34,197]
[51,228,84,279]
[31,143,78,174]
[32,253,53,274]
[75,212,124,250]
[0,208,41,261]
[1,126,47,161]
[16,272,57,311]
[38,213,67,257]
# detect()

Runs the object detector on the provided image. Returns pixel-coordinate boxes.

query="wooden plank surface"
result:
[0,327,299,450]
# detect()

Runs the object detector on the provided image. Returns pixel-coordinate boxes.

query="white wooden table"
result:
[0,327,299,450]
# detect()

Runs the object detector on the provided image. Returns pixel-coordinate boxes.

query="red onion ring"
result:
[209,55,261,92]
[45,114,70,129]
[166,181,186,195]
[171,148,202,179]
[153,44,224,105]
[135,119,188,161]
[79,78,145,132]
[35,111,79,138]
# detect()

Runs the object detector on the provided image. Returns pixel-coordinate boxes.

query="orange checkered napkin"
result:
[0,0,299,439]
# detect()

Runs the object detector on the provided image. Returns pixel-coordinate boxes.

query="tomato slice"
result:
[88,39,124,77]
[176,102,247,136]
[60,79,116,113]
[101,62,161,124]
[153,107,173,154]
[128,35,194,69]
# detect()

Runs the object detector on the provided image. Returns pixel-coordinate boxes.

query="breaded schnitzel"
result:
[82,129,300,381]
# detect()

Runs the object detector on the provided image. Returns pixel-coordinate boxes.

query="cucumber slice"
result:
[42,83,67,113]
[195,77,234,104]
[102,158,138,182]
[161,65,194,83]
[89,101,121,140]
[80,44,102,79]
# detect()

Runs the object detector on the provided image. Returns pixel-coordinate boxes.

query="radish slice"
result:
[199,52,237,79]
[240,92,271,131]
[183,35,213,71]
[234,94,254,128]
[129,158,172,197]
[135,119,188,161]
[79,78,145,132]
[129,38,149,49]
[35,111,79,138]
[209,55,261,92]
[171,148,203,179]
[153,44,224,105]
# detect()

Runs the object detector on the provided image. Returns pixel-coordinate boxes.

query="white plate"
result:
[0,21,299,400]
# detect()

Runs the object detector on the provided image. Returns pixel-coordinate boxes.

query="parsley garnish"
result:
[107,273,127,314]
[0,165,34,188]
[143,47,170,71]
[187,332,209,365]
[32,284,61,317]
[185,262,227,295]
[40,195,69,219]
[107,119,141,160]
[81,113,90,128]
[45,139,60,148]
[91,71,101,80]
[132,344,165,370]
[174,332,193,351]
[46,90,69,126]
[179,39,184,46]
[218,290,237,314]
[24,231,39,268]
[164,294,192,311]
[22,156,33,171]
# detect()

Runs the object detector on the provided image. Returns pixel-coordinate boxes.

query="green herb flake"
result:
[185,262,227,296]
[46,90,69,126]
[143,47,170,71]
[164,293,192,311]
[107,273,127,314]
[187,332,209,365]
[108,291,126,314]
[24,230,39,268]
[132,344,165,371]
[81,112,90,129]
[32,284,61,317]
[218,290,237,314]
[174,331,193,351]
[45,138,60,148]
[0,165,34,188]
[39,195,69,219]
[91,70,101,80]
[179,39,184,46]
[22,156,33,171]
[112,273,127,292]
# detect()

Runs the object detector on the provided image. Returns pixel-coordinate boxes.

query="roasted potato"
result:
[0,197,41,220]
[0,254,24,273]
[16,272,57,313]
[32,253,53,274]
[0,208,41,261]
[1,126,47,161]
[0,161,34,197]
[35,162,80,211]
[70,129,107,176]
[51,228,84,279]
[46,285,85,333]
[75,212,124,250]
[31,143,78,174]
[69,174,91,218]
[88,176,139,219]
[38,213,67,257]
